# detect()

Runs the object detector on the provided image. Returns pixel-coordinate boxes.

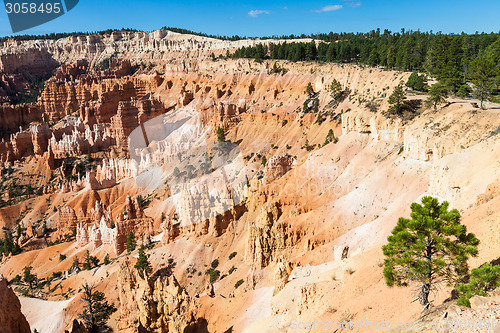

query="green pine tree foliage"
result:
[330,79,343,100]
[406,72,428,91]
[83,250,92,270]
[134,245,152,279]
[23,266,37,291]
[427,83,449,109]
[126,232,136,253]
[382,196,479,309]
[388,83,407,114]
[216,127,226,142]
[473,54,495,108]
[2,231,21,255]
[324,129,337,145]
[79,283,117,333]
[305,82,314,96]
[456,263,500,307]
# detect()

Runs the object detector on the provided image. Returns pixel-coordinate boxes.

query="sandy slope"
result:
[20,296,74,333]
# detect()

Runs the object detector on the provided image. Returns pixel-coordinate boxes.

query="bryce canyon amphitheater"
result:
[0,29,499,332]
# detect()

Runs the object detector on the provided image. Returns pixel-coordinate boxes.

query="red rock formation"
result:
[0,73,31,103]
[263,154,295,184]
[0,104,41,137]
[475,181,500,206]
[0,275,31,333]
[64,319,88,333]
[57,206,80,238]
[110,98,164,149]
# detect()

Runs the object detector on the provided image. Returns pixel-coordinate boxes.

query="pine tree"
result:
[386,45,396,69]
[326,43,336,62]
[305,82,314,96]
[388,83,407,114]
[305,41,317,61]
[368,49,379,66]
[473,54,495,109]
[427,83,449,110]
[126,232,136,253]
[72,256,80,272]
[23,266,37,292]
[216,127,226,142]
[79,283,117,333]
[406,72,428,91]
[83,250,92,270]
[383,196,479,310]
[24,183,34,196]
[330,79,343,100]
[134,245,152,279]
[324,129,337,145]
[16,224,22,239]
[172,167,180,178]
[2,231,20,255]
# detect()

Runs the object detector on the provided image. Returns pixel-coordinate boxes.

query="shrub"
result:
[229,252,237,260]
[305,82,314,96]
[211,259,219,269]
[324,129,337,145]
[365,101,379,113]
[216,127,226,142]
[59,254,67,261]
[235,279,244,289]
[209,269,220,283]
[456,263,500,307]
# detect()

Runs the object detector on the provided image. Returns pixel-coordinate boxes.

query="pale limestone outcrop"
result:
[341,110,402,141]
[96,158,139,183]
[246,201,299,269]
[74,197,153,255]
[273,256,292,295]
[48,120,112,159]
[76,216,117,251]
[117,260,204,333]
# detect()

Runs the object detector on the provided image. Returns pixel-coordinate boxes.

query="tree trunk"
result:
[419,283,430,309]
